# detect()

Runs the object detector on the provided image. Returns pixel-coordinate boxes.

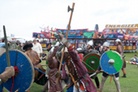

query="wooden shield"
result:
[0,49,34,92]
[83,53,100,74]
[100,50,123,75]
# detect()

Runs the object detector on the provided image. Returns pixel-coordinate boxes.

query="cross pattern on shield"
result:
[100,50,123,75]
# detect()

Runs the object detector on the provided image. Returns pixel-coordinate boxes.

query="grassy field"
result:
[4,52,138,92]
[29,52,138,92]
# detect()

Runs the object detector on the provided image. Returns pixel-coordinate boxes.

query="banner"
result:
[105,24,138,28]
[56,29,88,38]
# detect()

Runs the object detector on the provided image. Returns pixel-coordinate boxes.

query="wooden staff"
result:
[58,2,75,72]
[3,25,10,66]
[110,75,113,83]
[56,3,75,85]
[0,26,14,84]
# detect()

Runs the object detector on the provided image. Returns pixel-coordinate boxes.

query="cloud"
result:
[0,0,138,39]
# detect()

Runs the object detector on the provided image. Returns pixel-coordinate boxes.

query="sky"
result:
[0,0,138,40]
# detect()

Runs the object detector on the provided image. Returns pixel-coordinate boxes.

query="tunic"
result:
[47,46,62,92]
[64,47,97,92]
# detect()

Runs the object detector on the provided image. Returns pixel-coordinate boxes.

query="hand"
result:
[55,42,60,46]
[57,33,69,47]
[55,71,61,78]
[58,33,64,39]
[49,47,54,53]
[95,70,100,74]
[62,38,68,45]
[95,70,103,74]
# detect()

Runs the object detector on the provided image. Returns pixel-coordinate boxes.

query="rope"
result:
[10,66,19,92]
[10,77,14,92]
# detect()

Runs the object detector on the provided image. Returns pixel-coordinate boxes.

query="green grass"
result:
[30,52,138,92]
[3,52,138,92]
[97,62,138,92]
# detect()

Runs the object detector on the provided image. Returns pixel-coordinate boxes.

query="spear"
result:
[3,25,10,66]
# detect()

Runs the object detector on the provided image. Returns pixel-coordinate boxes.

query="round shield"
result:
[0,49,34,92]
[100,50,123,75]
[83,53,100,74]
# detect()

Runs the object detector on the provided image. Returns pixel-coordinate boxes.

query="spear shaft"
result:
[3,25,10,66]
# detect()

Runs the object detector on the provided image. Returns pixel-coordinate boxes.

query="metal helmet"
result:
[87,40,93,46]
[103,42,110,47]
[115,39,121,42]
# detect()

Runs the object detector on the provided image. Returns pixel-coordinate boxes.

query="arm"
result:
[48,46,59,61]
[58,33,80,62]
[67,46,80,62]
[39,43,43,53]
[48,42,60,61]
[117,45,123,55]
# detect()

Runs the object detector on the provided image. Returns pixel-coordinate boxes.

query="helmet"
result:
[115,39,121,42]
[77,48,84,54]
[87,40,93,46]
[103,42,110,47]
[77,48,82,51]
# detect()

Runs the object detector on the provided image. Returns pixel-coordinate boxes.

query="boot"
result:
[122,74,126,78]
[113,77,121,92]
[121,69,126,78]
[42,82,48,92]
[99,76,107,92]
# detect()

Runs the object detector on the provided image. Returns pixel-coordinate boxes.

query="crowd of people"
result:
[25,36,126,92]
[0,33,127,92]
[41,33,125,92]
